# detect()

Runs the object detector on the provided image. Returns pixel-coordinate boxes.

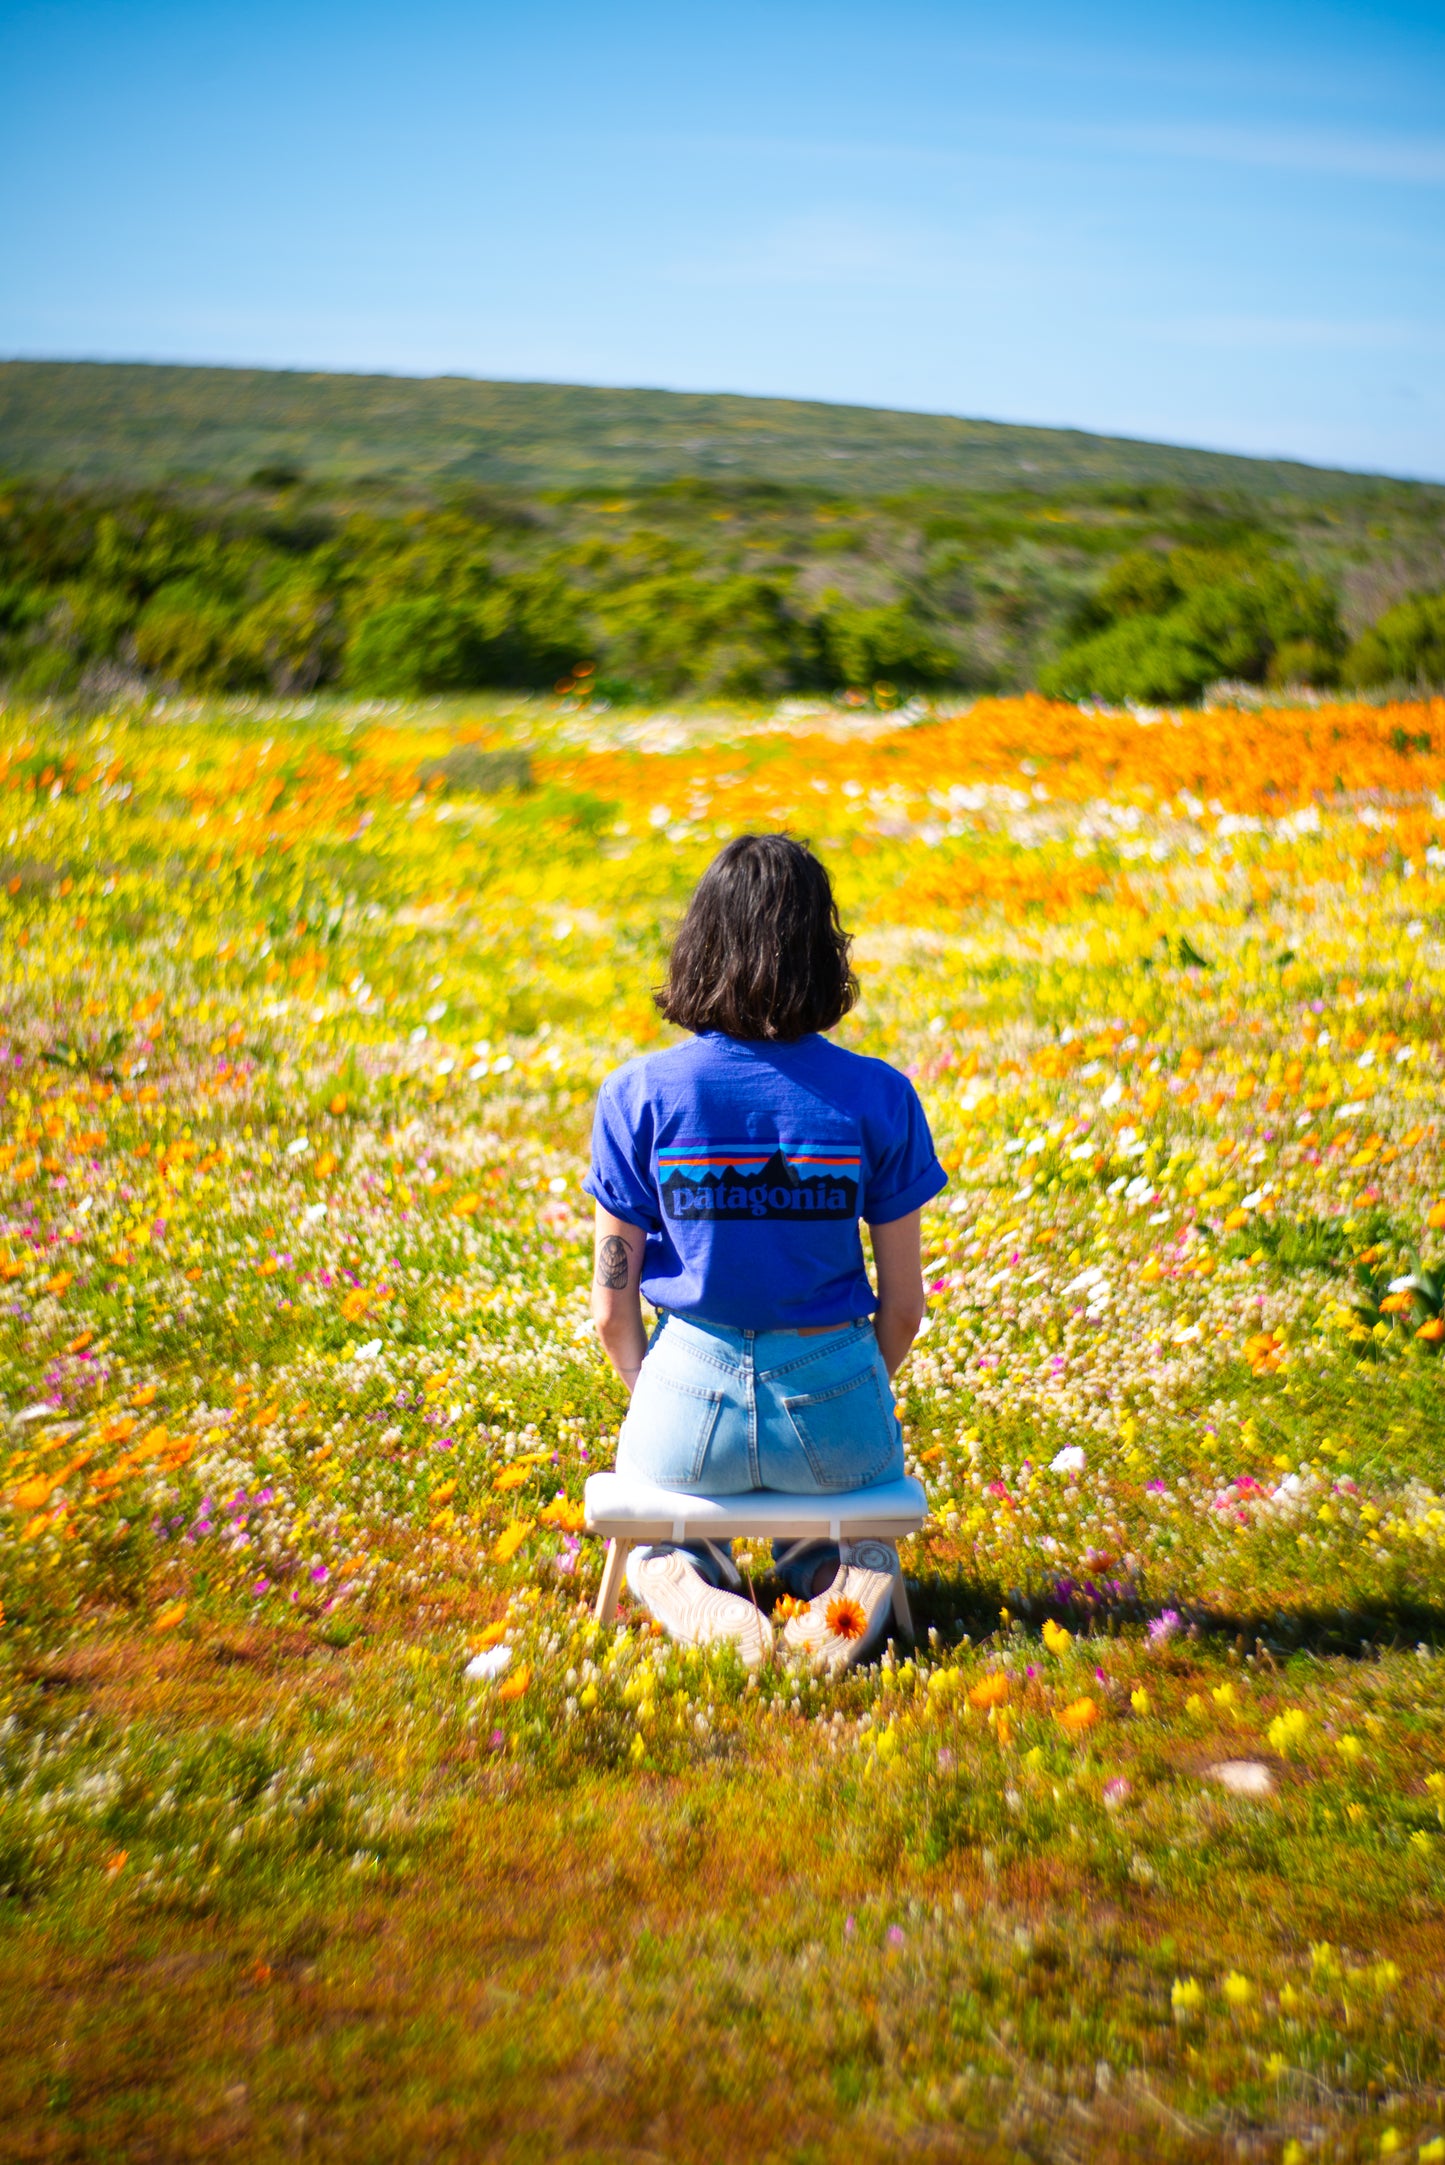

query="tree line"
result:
[1,475,1441,707]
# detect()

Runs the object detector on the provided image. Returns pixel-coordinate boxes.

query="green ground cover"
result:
[0,686,1444,2159]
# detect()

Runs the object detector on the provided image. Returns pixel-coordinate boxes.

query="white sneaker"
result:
[781,1538,899,1670]
[625,1547,774,1668]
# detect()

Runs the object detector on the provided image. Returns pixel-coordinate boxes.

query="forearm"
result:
[874,1300,925,1379]
[868,1207,926,1379]
[594,1305,649,1392]
[591,1208,649,1393]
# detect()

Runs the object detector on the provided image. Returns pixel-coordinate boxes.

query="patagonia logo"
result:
[657,1142,860,1221]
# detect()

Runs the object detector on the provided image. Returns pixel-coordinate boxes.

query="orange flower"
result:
[538,1494,586,1532]
[968,1672,1010,1710]
[152,1600,188,1633]
[1417,1317,1445,1344]
[772,1593,808,1623]
[1056,1695,1101,1734]
[497,1662,531,1701]
[11,1475,58,1513]
[825,1594,867,1641]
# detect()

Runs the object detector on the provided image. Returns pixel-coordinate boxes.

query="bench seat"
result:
[583,1471,928,1631]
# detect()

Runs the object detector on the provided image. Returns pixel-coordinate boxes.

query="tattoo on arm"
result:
[596,1234,632,1290]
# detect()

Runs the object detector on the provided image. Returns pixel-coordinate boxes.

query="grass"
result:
[1,684,1445,2158]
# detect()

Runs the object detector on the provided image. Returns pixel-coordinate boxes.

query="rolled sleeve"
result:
[865,1156,947,1226]
[862,1076,947,1225]
[584,1075,661,1232]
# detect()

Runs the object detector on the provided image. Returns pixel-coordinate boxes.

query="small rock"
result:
[1207,1759,1274,1797]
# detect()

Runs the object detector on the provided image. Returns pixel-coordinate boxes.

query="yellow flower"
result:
[1267,1708,1310,1755]
[1130,1685,1151,1715]
[1336,1732,1364,1762]
[1185,1693,1206,1717]
[493,1519,533,1564]
[1042,1617,1072,1654]
[1221,1970,1253,2008]
[1170,1976,1203,2020]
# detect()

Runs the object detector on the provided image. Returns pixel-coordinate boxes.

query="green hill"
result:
[1,360,1443,704]
[0,358,1434,504]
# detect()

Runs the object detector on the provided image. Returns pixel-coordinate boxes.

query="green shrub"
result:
[1041,552,1344,703]
[1039,616,1218,703]
[814,601,959,688]
[133,579,257,692]
[1344,592,1445,690]
[345,596,486,695]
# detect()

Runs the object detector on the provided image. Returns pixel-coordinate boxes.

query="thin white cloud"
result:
[1138,315,1445,353]
[1090,121,1445,187]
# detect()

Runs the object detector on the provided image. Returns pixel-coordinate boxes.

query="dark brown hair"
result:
[656,834,857,1041]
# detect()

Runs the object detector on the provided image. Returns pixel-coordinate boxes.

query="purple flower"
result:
[1148,1609,1181,1644]
[436,1436,454,1450]
[253,1576,270,1595]
[310,1563,329,1584]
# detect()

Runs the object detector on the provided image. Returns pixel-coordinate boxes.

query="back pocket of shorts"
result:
[781,1365,897,1492]
[621,1363,725,1487]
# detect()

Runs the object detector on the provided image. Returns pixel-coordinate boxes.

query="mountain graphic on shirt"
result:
[657,1141,860,1222]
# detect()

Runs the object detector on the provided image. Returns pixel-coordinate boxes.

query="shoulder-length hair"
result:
[656,833,858,1042]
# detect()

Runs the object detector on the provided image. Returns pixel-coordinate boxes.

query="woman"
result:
[585,833,945,1666]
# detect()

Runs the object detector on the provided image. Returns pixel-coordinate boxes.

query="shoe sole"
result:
[627,1551,774,1667]
[781,1562,896,1670]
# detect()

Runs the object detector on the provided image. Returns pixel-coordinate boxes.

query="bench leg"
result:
[595,1538,630,1625]
[890,1569,914,1642]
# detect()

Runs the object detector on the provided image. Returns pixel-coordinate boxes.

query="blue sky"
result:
[2,0,1442,478]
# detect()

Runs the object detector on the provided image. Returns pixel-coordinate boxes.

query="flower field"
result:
[4,688,1445,2161]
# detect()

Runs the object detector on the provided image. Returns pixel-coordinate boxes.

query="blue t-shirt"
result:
[584,1032,946,1329]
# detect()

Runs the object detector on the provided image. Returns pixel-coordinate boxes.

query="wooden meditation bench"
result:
[583,1471,929,1638]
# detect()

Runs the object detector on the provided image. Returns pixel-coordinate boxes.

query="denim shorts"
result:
[615,1313,903,1495]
